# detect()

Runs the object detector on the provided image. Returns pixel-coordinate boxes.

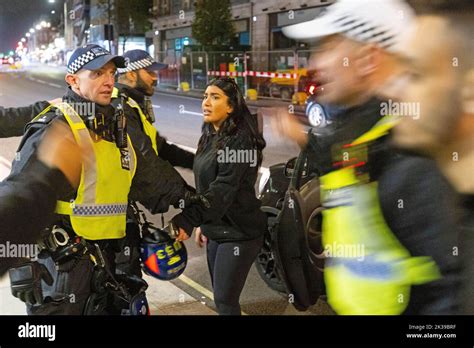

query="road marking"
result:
[181,110,202,117]
[179,274,248,315]
[47,82,62,89]
[179,275,214,300]
[26,77,61,89]
[152,104,160,109]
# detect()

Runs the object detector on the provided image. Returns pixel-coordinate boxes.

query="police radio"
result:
[113,103,127,149]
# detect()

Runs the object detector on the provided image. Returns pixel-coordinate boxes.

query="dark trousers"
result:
[206,235,263,315]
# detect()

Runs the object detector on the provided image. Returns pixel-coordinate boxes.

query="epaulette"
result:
[24,105,62,132]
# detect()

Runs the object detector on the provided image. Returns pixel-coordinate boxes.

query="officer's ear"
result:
[354,43,380,79]
[65,74,79,89]
[126,71,138,86]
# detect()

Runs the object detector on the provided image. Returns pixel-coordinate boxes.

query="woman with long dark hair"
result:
[171,77,267,315]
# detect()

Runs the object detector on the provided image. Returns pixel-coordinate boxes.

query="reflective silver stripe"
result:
[54,103,97,203]
[72,203,128,216]
[322,187,354,208]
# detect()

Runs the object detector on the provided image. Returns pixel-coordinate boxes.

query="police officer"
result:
[2,51,194,290]
[273,0,461,314]
[7,44,200,315]
[111,49,195,281]
[115,49,194,169]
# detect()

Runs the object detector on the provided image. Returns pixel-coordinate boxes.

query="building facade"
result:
[150,0,335,55]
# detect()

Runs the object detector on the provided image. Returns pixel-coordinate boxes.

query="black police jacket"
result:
[6,88,190,229]
[172,126,267,242]
[0,101,50,138]
[115,84,195,169]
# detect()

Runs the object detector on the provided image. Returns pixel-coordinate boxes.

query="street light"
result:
[21,38,26,43]
[51,10,55,14]
[29,28,35,33]
[35,24,41,30]
[48,0,55,3]
[26,33,31,38]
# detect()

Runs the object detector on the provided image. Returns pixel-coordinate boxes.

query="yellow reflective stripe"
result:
[56,200,73,215]
[127,98,158,155]
[352,115,400,145]
[112,87,119,99]
[31,104,54,122]
[403,257,441,284]
[320,167,358,190]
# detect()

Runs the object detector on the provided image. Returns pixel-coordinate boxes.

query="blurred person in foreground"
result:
[0,121,85,276]
[273,0,462,314]
[385,0,474,314]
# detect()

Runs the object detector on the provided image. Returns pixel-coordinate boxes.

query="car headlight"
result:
[258,168,271,195]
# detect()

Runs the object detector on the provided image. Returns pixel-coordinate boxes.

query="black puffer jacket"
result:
[172,126,266,242]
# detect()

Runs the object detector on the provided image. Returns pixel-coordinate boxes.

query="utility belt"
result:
[8,224,149,315]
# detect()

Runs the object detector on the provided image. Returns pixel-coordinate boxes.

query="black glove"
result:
[183,190,211,209]
[9,262,54,305]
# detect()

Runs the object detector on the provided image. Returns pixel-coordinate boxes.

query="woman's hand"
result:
[195,227,207,248]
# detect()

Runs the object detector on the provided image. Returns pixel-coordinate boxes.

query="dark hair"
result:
[197,77,266,167]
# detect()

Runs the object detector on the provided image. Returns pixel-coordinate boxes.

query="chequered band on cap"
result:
[68,51,97,74]
[117,57,154,74]
[331,14,396,49]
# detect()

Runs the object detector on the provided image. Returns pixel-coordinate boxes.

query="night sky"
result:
[0,0,63,54]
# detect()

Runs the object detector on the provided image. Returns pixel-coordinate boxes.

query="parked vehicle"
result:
[256,132,326,310]
[267,68,309,100]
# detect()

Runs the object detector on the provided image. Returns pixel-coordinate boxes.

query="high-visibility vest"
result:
[112,88,158,155]
[320,116,441,315]
[52,102,137,240]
